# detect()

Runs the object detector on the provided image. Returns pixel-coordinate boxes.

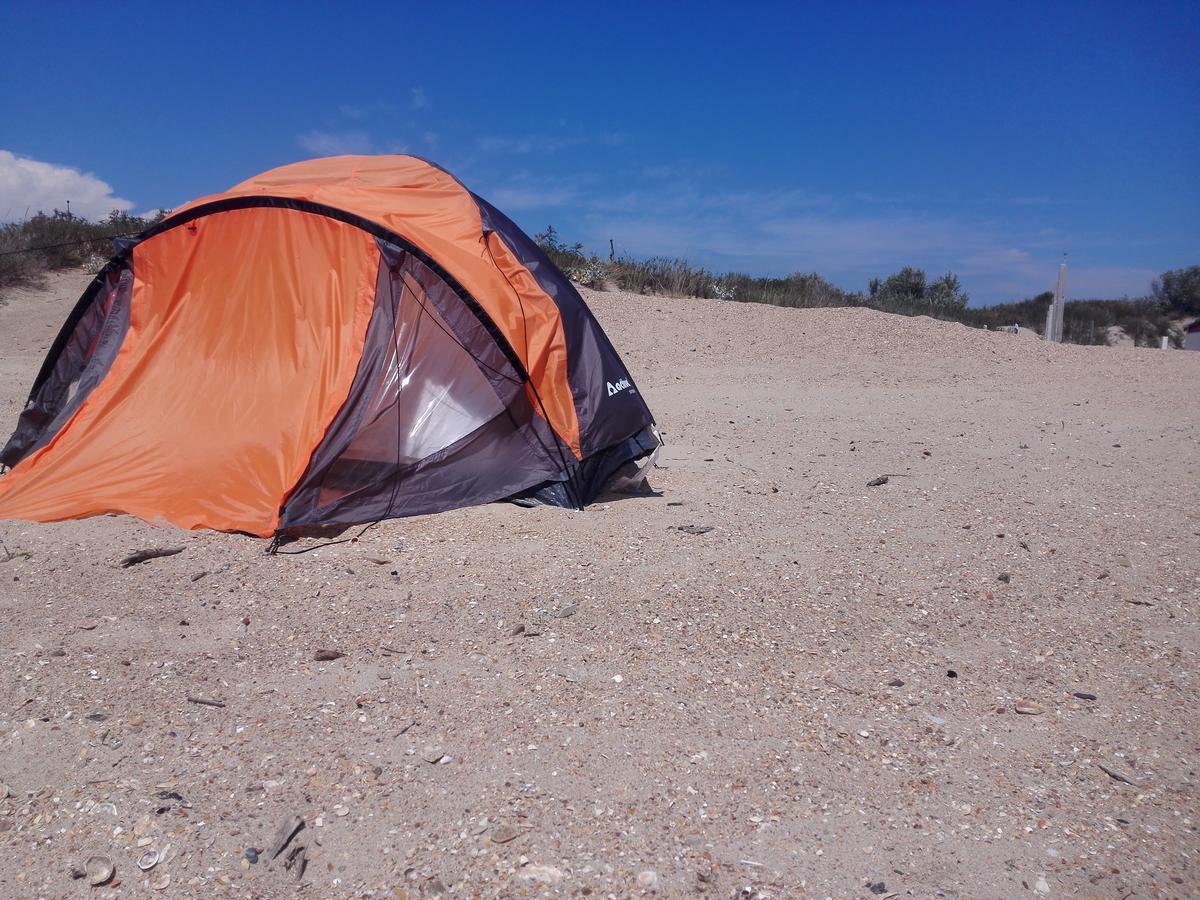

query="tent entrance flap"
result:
[278,245,565,533]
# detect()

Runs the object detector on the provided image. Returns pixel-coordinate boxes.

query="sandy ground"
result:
[0,269,1197,899]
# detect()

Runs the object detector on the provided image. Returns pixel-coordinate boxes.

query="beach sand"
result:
[1,269,1197,897]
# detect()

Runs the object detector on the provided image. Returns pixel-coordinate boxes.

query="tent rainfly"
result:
[0,155,659,539]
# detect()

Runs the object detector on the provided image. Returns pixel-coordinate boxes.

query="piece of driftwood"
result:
[270,814,306,860]
[185,695,226,708]
[120,547,184,568]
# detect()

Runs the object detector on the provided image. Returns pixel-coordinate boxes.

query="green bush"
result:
[866,267,969,315]
[0,209,166,295]
[1152,266,1200,316]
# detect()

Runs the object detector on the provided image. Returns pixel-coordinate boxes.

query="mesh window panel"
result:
[280,245,566,532]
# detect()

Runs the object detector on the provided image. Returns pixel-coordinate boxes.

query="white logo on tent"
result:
[606,377,632,397]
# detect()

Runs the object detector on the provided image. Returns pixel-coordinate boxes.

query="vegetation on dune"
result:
[0,209,166,294]
[535,225,1196,348]
[535,225,866,309]
[867,267,970,316]
[962,292,1184,347]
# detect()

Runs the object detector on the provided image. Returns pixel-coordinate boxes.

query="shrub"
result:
[1152,266,1200,316]
[868,267,969,315]
[0,209,167,294]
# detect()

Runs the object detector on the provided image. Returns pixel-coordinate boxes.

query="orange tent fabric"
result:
[0,209,377,535]
[174,156,581,456]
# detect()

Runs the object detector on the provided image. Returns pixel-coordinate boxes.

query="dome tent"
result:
[0,156,659,539]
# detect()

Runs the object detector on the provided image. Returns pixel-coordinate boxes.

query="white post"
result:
[1053,263,1067,341]
[1044,262,1067,342]
[1161,336,1169,350]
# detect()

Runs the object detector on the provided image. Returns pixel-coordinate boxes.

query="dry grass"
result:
[0,210,165,297]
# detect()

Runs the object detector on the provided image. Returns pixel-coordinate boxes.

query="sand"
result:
[0,269,1197,898]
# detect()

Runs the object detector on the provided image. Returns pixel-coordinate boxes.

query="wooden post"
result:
[1044,262,1067,342]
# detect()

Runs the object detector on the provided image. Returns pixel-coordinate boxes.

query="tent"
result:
[1186,320,1200,351]
[0,155,659,539]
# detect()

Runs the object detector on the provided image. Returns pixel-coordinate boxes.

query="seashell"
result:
[86,856,114,886]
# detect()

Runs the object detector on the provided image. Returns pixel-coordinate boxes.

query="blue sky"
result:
[1,2,1196,305]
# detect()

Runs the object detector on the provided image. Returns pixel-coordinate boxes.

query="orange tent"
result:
[0,156,658,539]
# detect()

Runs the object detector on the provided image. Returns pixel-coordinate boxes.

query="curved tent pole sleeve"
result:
[481,231,582,509]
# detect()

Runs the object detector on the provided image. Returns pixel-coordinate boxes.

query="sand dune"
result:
[1,269,1197,897]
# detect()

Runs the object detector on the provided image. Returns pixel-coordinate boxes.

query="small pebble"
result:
[518,864,565,884]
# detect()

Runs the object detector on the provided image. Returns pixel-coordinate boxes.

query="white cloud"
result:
[337,100,399,119]
[487,186,579,210]
[568,183,1147,303]
[479,132,624,155]
[1007,195,1059,206]
[297,130,374,156]
[602,209,1156,302]
[1058,265,1157,299]
[410,87,429,110]
[479,135,576,155]
[851,191,929,205]
[0,149,134,222]
[579,200,975,275]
